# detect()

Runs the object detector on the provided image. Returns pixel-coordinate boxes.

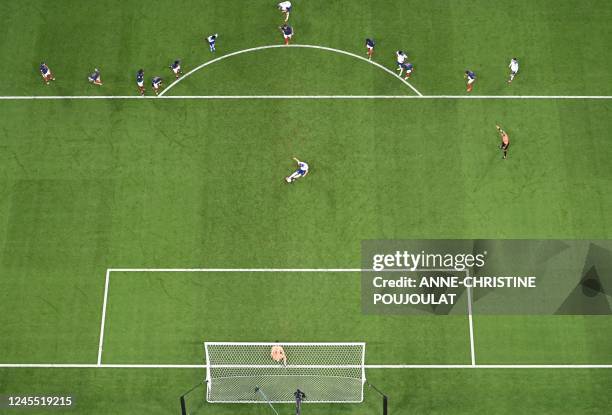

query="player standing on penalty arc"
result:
[396,51,408,76]
[365,38,375,60]
[270,342,287,367]
[496,124,510,159]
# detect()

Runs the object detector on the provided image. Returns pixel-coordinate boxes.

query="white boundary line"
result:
[1,363,611,369]
[159,44,423,97]
[466,284,476,366]
[96,269,111,366]
[1,95,611,100]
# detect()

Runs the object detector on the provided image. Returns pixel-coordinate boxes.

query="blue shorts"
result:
[296,169,306,176]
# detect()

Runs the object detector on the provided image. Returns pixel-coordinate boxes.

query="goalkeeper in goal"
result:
[270,342,287,367]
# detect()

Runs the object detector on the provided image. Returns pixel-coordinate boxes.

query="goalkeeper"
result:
[270,342,287,366]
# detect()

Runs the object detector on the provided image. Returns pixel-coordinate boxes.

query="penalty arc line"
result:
[159,44,423,97]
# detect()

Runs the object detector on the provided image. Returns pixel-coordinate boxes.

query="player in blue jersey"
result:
[136,69,145,96]
[279,24,293,45]
[396,51,408,76]
[285,157,309,183]
[207,34,218,52]
[169,60,182,79]
[39,62,55,85]
[402,62,414,79]
[88,68,103,86]
[465,70,476,92]
[152,76,163,95]
[278,1,292,22]
[365,38,375,60]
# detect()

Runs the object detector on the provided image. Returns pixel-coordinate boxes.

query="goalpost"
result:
[204,342,366,404]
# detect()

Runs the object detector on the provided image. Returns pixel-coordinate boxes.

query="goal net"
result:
[204,342,366,403]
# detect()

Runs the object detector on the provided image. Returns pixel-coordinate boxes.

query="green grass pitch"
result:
[1,0,612,413]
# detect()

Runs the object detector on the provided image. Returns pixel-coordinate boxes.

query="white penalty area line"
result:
[96,269,111,366]
[466,284,476,366]
[1,95,612,100]
[95,268,468,365]
[1,363,611,369]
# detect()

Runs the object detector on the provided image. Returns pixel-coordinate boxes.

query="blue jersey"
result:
[282,26,293,35]
[297,161,309,175]
[171,61,180,69]
[137,71,144,83]
[404,63,413,70]
[90,70,100,80]
[40,64,49,75]
[466,71,476,80]
[366,39,375,48]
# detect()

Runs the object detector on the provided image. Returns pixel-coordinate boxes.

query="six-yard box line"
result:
[1,267,611,370]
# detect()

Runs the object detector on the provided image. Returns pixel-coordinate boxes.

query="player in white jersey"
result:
[285,157,309,183]
[508,58,519,83]
[396,51,408,76]
[207,34,218,52]
[278,1,292,22]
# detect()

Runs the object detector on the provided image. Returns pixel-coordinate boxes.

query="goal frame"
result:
[204,341,367,404]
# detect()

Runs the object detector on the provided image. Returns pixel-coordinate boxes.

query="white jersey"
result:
[298,161,309,172]
[396,52,407,64]
[509,59,519,73]
[279,1,291,11]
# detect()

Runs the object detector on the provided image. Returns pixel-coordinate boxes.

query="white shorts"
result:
[172,66,181,74]
[283,33,292,39]
[137,80,144,87]
[467,78,475,85]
